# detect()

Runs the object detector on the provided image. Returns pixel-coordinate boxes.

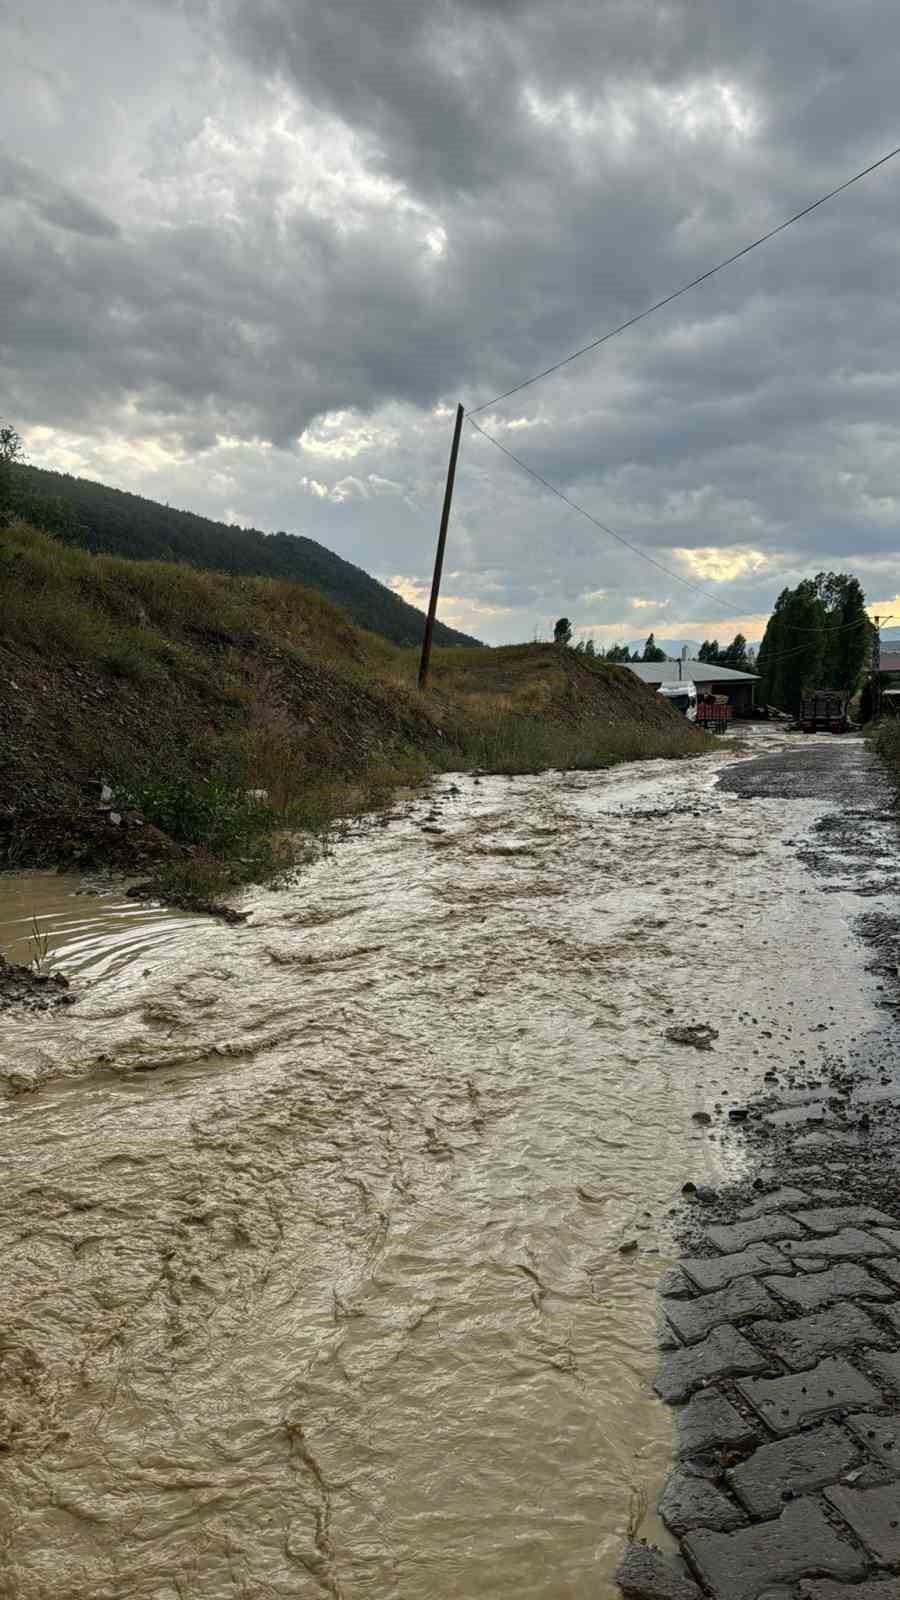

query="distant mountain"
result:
[10,463,482,649]
[628,638,700,658]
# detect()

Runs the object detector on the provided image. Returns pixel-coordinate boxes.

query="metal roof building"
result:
[624,658,759,710]
[624,660,759,687]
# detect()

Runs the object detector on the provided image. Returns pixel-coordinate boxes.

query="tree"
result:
[553,617,572,647]
[757,571,871,711]
[642,632,667,662]
[758,581,825,712]
[719,633,750,671]
[698,639,721,664]
[814,572,871,694]
[604,643,632,662]
[583,638,596,658]
[0,422,24,517]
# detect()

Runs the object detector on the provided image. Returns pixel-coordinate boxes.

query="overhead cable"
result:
[466,414,755,615]
[468,143,900,416]
[467,416,890,648]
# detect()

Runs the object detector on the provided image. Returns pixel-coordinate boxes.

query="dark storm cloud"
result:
[0,155,119,239]
[3,0,900,640]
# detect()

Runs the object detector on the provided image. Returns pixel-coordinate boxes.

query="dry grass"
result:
[1,519,710,891]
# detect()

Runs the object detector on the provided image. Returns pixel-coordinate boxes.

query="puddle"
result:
[0,870,201,981]
[0,730,892,1599]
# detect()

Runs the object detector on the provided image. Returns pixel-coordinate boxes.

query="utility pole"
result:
[418,403,464,691]
[872,614,882,719]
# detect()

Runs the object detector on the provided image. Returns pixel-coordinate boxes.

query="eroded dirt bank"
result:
[0,731,892,1599]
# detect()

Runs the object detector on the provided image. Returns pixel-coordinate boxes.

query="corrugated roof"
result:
[624,659,759,684]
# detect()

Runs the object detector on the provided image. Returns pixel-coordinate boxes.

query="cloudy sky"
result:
[3,0,900,646]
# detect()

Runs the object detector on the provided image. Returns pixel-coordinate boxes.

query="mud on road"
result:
[0,729,896,1600]
[628,734,900,1600]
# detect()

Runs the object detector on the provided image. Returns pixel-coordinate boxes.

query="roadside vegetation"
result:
[869,718,900,776]
[0,520,709,900]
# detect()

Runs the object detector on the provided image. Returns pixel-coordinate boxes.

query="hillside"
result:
[9,463,482,648]
[0,522,707,893]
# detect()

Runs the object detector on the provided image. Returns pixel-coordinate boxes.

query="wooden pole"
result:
[418,403,465,690]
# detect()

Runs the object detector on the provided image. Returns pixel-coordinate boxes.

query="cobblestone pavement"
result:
[619,739,900,1600]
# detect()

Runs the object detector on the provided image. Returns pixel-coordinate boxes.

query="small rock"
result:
[665,1024,719,1051]
[616,1542,701,1600]
[619,1239,639,1255]
[691,1112,712,1125]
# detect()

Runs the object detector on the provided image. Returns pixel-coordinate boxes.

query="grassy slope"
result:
[11,462,482,647]
[0,521,709,889]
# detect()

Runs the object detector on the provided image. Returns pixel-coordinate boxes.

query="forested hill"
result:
[10,464,482,649]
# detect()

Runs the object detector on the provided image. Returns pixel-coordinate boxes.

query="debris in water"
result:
[665,1023,719,1051]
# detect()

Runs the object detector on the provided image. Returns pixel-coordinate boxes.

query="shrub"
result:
[112,777,273,851]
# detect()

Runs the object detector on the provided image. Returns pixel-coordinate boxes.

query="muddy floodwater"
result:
[0,733,889,1599]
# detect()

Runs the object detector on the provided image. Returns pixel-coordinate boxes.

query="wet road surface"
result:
[0,730,893,1599]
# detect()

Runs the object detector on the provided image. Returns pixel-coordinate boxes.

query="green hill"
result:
[9,463,482,649]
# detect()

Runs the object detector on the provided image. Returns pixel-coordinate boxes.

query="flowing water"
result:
[0,732,887,1600]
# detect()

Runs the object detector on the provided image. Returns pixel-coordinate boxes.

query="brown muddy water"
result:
[0,732,887,1599]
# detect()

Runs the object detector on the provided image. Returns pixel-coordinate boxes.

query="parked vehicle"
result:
[696,695,732,733]
[799,690,849,734]
[657,680,697,721]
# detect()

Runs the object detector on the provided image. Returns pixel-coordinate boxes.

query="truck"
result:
[799,690,849,734]
[657,680,697,721]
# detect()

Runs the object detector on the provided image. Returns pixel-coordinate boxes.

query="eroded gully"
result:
[0,730,888,1599]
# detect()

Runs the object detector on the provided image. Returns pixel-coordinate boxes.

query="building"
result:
[624,656,759,712]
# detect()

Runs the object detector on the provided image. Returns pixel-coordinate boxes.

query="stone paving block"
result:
[682,1243,791,1293]
[674,1389,759,1458]
[683,1497,867,1600]
[660,1265,695,1298]
[781,1229,892,1263]
[824,1481,900,1562]
[872,1226,900,1251]
[873,1257,900,1289]
[707,1215,806,1253]
[863,1348,900,1394]
[737,1356,881,1435]
[656,1324,768,1404]
[799,1581,900,1600]
[740,1187,812,1218]
[663,1277,779,1346]
[791,1206,898,1234]
[873,1302,900,1342]
[749,1302,886,1370]
[616,1541,702,1600]
[658,1470,746,1535]
[765,1262,894,1311]
[727,1422,859,1517]
[845,1411,900,1471]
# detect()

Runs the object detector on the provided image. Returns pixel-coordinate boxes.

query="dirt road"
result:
[0,730,895,1599]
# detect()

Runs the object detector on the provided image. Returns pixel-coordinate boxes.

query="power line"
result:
[751,612,892,671]
[468,142,900,417]
[467,415,890,647]
[466,413,754,615]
